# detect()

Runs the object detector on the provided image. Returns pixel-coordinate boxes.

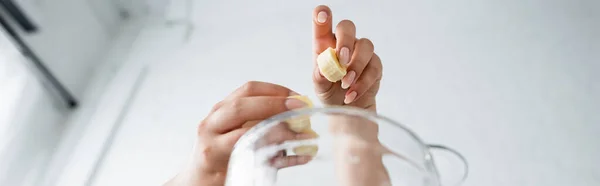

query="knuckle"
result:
[371,54,383,74]
[228,99,245,115]
[372,53,381,61]
[313,67,330,84]
[211,101,224,112]
[312,70,321,82]
[240,81,260,94]
[358,38,374,49]
[200,144,213,157]
[352,81,366,92]
[337,20,356,30]
[375,66,383,79]
[198,144,217,166]
[197,119,209,134]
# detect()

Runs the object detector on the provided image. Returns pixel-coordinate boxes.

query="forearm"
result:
[329,112,391,186]
[164,152,226,186]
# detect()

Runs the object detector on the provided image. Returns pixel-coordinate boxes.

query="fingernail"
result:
[344,91,357,104]
[286,98,307,109]
[317,11,327,23]
[339,47,350,66]
[341,71,356,89]
[289,91,300,96]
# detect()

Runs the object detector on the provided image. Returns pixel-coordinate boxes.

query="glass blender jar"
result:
[226,107,468,186]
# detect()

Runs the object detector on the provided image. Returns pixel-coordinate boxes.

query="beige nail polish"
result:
[285,98,307,109]
[289,91,300,96]
[317,11,327,23]
[344,91,357,104]
[339,47,350,66]
[341,71,356,89]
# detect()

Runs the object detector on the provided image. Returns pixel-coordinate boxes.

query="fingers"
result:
[225,81,297,100]
[271,155,313,169]
[213,81,297,112]
[312,5,335,55]
[257,123,316,147]
[219,122,315,167]
[262,124,315,169]
[345,54,382,104]
[207,96,308,133]
[335,20,356,68]
[217,127,251,155]
[341,38,374,90]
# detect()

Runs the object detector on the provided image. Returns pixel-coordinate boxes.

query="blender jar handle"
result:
[426,144,469,186]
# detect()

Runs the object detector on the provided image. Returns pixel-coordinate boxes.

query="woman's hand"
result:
[311,5,391,186]
[165,81,313,186]
[312,5,383,111]
[312,5,382,142]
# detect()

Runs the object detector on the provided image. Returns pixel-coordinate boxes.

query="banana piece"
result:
[286,96,320,157]
[294,145,319,156]
[299,127,320,138]
[317,47,347,82]
[293,128,319,156]
[286,95,314,132]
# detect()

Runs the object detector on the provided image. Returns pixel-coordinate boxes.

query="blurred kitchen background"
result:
[0,0,598,186]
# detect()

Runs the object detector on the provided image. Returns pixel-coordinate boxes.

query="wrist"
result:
[328,114,379,143]
[165,161,226,186]
[333,135,389,186]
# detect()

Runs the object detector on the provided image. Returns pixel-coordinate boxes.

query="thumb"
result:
[312,5,336,93]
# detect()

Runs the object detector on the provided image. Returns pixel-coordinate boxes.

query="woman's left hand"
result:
[311,5,383,112]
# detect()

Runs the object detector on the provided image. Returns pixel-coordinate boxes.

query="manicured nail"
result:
[289,91,300,96]
[317,11,327,23]
[344,91,357,104]
[339,47,350,66]
[341,71,356,89]
[286,98,307,109]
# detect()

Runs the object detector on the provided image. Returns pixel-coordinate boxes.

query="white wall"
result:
[82,0,600,186]
[1,1,128,185]
[0,30,69,186]
[88,0,124,36]
[11,0,124,98]
[0,75,69,186]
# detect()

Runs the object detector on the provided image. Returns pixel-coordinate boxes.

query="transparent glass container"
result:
[226,107,468,186]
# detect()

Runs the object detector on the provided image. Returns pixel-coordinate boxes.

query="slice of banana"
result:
[293,145,319,156]
[317,47,347,82]
[286,96,319,157]
[286,95,314,132]
[293,128,319,156]
[299,127,320,138]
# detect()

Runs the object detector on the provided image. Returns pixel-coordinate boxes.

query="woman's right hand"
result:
[165,81,314,186]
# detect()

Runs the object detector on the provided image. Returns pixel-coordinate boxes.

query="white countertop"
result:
[70,1,599,185]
